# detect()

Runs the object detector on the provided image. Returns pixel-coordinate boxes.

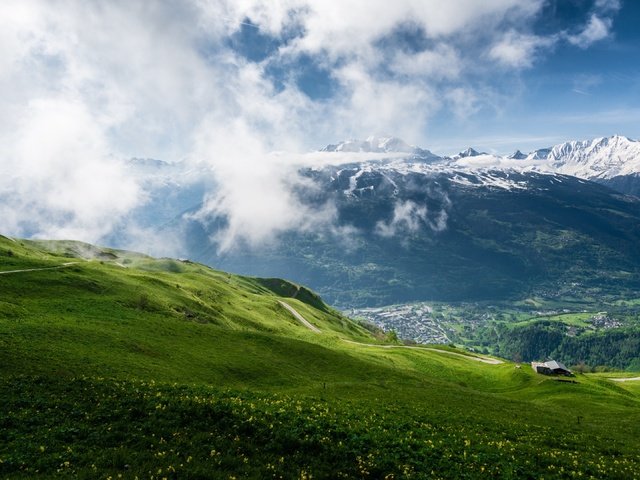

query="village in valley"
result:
[347,303,453,344]
[348,299,635,348]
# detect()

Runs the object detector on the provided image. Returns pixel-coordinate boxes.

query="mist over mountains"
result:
[110,134,640,308]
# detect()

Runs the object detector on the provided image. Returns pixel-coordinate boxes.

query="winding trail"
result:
[609,376,640,382]
[278,300,321,333]
[342,340,503,364]
[0,262,79,275]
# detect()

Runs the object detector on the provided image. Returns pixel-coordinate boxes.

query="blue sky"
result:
[1,0,639,242]
[224,0,640,154]
[426,0,640,154]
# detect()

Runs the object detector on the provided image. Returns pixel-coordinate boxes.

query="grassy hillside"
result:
[1,235,640,478]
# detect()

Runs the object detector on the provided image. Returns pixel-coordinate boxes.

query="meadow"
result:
[1,235,639,478]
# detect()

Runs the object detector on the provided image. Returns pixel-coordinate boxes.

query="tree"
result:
[512,352,522,365]
[385,330,399,343]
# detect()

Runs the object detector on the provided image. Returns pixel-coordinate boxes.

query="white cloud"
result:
[0,0,620,250]
[391,44,462,80]
[330,63,438,144]
[375,198,449,238]
[0,97,140,241]
[283,0,544,59]
[488,31,557,68]
[567,14,612,49]
[445,88,480,120]
[0,1,215,242]
[376,200,428,238]
[188,118,338,251]
[594,0,622,13]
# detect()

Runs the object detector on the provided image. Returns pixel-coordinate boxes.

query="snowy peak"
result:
[457,147,484,158]
[368,136,414,153]
[543,135,640,179]
[321,136,441,161]
[464,134,640,180]
[322,136,412,153]
[527,148,552,160]
[320,134,640,182]
[508,150,527,160]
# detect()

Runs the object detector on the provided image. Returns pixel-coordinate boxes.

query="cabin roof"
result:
[545,360,569,371]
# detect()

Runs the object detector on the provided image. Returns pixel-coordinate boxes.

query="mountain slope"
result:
[0,235,376,385]
[1,235,640,478]
[534,135,640,180]
[448,135,640,194]
[184,163,640,307]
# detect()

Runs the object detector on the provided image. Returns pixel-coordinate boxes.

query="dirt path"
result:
[0,262,79,275]
[609,376,640,382]
[342,340,503,364]
[278,300,321,333]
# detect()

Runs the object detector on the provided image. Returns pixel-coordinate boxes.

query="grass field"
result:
[1,235,639,478]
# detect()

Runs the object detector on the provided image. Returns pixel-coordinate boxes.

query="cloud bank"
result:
[0,0,622,249]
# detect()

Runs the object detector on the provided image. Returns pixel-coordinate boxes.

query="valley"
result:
[350,294,640,371]
[157,135,640,373]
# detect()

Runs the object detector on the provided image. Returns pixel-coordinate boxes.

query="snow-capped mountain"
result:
[321,135,441,162]
[507,150,527,160]
[320,134,640,194]
[180,150,640,307]
[322,135,415,153]
[454,147,485,159]
[124,133,640,308]
[530,135,640,180]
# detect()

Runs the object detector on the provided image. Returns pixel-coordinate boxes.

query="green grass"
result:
[535,312,594,327]
[2,374,639,479]
[502,312,594,329]
[1,235,640,478]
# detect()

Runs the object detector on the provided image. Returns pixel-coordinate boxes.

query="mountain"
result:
[454,135,640,194]
[321,135,413,153]
[508,150,527,160]
[181,155,640,307]
[2,235,640,478]
[600,172,640,196]
[321,135,441,161]
[0,235,375,379]
[443,134,640,188]
[107,134,640,307]
[533,135,640,195]
[320,135,640,193]
[530,135,640,179]
[455,147,485,159]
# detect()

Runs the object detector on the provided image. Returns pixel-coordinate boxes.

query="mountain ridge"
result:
[184,165,640,307]
[320,134,640,187]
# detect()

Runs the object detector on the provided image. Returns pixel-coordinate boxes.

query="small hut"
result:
[531,360,572,376]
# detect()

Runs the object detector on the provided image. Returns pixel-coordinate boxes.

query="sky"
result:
[1,0,639,244]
